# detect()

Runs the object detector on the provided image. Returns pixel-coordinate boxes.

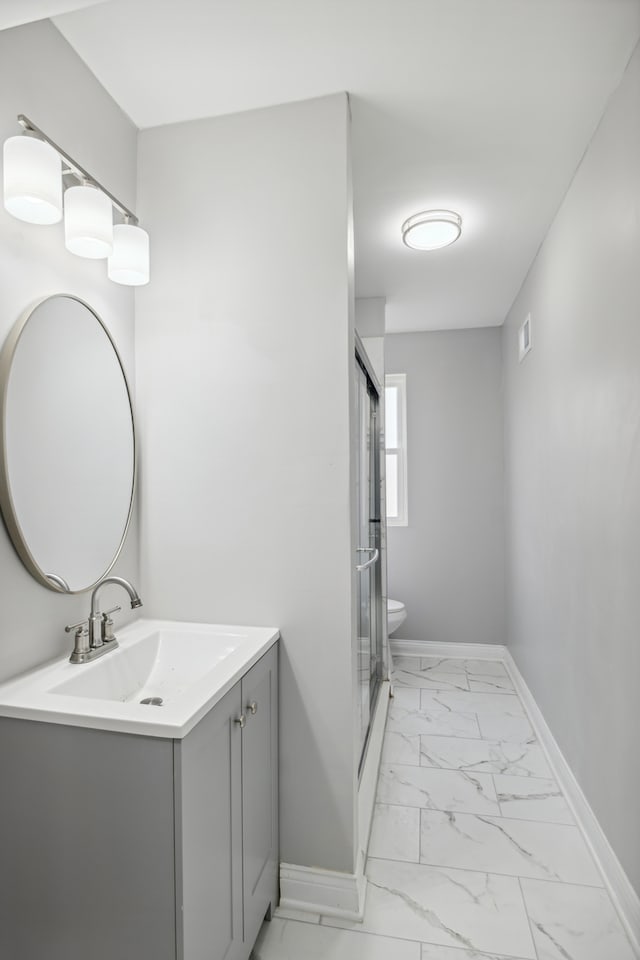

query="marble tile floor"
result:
[253,654,635,960]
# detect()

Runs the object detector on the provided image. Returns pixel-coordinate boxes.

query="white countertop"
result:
[0,618,279,739]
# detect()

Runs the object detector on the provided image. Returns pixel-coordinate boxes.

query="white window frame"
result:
[385,373,408,526]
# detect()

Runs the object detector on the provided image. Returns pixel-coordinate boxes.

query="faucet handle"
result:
[101,605,121,643]
[65,619,90,662]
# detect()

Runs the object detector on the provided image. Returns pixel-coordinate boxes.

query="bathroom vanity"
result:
[0,620,279,960]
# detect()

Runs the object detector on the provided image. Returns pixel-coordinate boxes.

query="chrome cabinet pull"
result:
[247,700,258,715]
[356,547,379,572]
[234,714,246,728]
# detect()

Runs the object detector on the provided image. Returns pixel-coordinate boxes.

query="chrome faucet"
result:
[65,576,142,664]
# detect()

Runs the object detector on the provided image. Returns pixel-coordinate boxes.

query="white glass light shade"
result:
[64,184,113,259]
[3,136,62,224]
[107,223,149,285]
[401,210,462,250]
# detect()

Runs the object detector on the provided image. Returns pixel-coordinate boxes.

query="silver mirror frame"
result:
[0,294,137,594]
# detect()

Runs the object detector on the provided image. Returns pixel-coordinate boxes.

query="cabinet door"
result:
[175,683,243,960]
[241,644,279,950]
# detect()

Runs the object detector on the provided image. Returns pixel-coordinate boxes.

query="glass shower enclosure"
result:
[355,337,384,771]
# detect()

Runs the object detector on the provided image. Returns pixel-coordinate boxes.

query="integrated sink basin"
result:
[0,619,279,738]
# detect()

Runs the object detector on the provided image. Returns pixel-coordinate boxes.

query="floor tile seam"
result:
[400,680,517,691]
[373,797,497,815]
[421,931,534,960]
[377,791,579,825]
[389,729,486,743]
[422,947,530,960]
[409,856,607,889]
[418,762,557,782]
[414,805,577,828]
[377,798,593,828]
[396,683,519,695]
[494,807,576,827]
[316,917,423,949]
[395,685,474,693]
[417,733,542,746]
[366,854,608,893]
[318,909,529,959]
[400,754,566,784]
[516,873,619,893]
[372,799,423,813]
[517,876,542,960]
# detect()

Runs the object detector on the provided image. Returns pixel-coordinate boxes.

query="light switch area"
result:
[518,313,532,362]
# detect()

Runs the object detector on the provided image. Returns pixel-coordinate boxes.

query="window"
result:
[385,373,407,526]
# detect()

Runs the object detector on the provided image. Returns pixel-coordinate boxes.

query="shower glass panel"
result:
[355,348,383,771]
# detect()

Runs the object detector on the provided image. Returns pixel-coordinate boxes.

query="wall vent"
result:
[518,313,532,362]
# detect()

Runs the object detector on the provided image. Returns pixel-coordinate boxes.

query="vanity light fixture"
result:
[64,183,113,259]
[401,209,462,251]
[108,220,150,286]
[2,115,149,285]
[3,134,62,224]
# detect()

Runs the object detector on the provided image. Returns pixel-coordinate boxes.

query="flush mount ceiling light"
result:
[401,209,462,251]
[2,115,149,285]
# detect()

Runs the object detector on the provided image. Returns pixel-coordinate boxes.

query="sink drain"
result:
[140,696,163,706]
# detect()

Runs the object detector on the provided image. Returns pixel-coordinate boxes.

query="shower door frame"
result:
[355,334,385,776]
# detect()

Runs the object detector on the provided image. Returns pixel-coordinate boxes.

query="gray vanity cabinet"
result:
[240,646,279,950]
[175,680,244,960]
[175,643,279,960]
[0,642,278,960]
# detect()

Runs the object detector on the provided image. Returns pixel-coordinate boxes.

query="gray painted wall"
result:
[503,42,640,895]
[0,20,139,684]
[386,329,505,646]
[135,94,359,875]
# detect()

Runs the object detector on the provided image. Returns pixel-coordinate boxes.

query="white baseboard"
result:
[279,862,367,921]
[390,638,507,660]
[278,683,391,923]
[503,650,640,957]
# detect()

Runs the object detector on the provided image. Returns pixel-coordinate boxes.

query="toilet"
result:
[387,598,407,636]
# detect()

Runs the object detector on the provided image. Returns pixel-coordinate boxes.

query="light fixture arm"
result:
[17,114,138,226]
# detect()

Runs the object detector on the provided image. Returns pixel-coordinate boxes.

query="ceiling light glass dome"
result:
[401,210,462,250]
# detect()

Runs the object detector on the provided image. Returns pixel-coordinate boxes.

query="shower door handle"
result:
[356,547,379,572]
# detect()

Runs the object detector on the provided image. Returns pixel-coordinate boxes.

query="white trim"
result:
[279,862,367,922]
[503,650,640,957]
[385,373,408,526]
[278,683,391,923]
[357,681,391,877]
[390,638,507,660]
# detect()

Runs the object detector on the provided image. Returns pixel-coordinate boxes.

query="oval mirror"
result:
[0,295,135,593]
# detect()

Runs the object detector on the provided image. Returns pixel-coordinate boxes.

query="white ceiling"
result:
[46,1,640,330]
[0,0,103,32]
